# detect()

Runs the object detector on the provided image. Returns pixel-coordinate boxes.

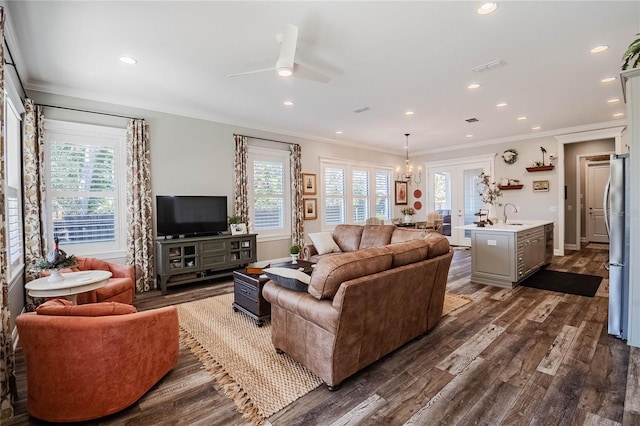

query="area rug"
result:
[520,269,602,297]
[177,292,472,425]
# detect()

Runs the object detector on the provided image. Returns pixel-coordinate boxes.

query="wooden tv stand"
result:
[156,234,257,294]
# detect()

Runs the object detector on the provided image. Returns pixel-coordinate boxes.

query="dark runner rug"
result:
[520,269,602,297]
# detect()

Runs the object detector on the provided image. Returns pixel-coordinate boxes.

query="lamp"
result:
[395,133,422,185]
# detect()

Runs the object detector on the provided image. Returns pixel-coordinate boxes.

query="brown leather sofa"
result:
[303,224,448,262]
[263,231,453,390]
[40,256,135,304]
[15,299,179,422]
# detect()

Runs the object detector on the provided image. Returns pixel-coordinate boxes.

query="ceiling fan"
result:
[227,24,331,83]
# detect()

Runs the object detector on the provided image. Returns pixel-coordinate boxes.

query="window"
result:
[247,146,291,240]
[44,120,127,258]
[4,95,23,279]
[321,160,392,228]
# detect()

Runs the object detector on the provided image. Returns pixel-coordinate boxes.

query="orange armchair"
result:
[16,299,179,423]
[40,256,135,304]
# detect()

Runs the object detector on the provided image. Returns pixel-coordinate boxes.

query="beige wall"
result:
[27,91,403,262]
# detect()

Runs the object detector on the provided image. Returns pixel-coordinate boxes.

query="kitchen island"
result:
[458,220,554,288]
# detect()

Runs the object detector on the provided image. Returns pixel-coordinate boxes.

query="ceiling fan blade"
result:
[226,67,276,78]
[276,24,298,71]
[293,63,331,83]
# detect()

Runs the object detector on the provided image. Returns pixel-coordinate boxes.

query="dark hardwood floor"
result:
[8,245,640,425]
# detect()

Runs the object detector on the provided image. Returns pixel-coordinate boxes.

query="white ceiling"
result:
[4,1,638,154]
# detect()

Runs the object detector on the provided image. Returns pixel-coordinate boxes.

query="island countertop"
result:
[457,220,553,233]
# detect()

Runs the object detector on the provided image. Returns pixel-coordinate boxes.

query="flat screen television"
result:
[156,195,228,238]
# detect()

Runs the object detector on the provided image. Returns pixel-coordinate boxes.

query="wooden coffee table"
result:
[232,260,315,326]
[26,270,112,304]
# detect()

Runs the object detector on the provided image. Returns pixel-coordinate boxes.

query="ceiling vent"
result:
[352,106,370,113]
[465,118,479,123]
[471,59,506,73]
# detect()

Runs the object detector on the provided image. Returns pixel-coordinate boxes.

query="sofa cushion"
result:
[332,224,364,252]
[308,247,393,300]
[390,227,429,243]
[386,240,430,267]
[308,232,342,255]
[390,228,450,258]
[263,267,311,292]
[359,224,396,249]
[36,298,137,316]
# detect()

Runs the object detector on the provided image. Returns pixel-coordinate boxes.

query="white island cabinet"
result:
[458,220,554,288]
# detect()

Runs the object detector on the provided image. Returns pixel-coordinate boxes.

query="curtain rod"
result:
[234,133,294,145]
[4,40,28,96]
[37,103,143,121]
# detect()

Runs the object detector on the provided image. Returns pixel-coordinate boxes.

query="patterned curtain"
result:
[0,6,17,421]
[126,119,154,292]
[234,135,249,224]
[290,144,304,252]
[22,99,47,289]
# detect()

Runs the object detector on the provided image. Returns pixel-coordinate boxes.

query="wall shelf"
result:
[526,165,554,172]
[498,184,524,190]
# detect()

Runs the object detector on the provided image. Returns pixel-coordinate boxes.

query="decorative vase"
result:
[488,204,499,224]
[47,269,65,283]
[404,214,413,224]
[290,254,299,264]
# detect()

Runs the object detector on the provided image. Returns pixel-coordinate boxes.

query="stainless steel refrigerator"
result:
[604,153,630,339]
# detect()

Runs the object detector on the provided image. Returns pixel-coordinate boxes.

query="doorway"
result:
[426,155,493,246]
[585,160,610,244]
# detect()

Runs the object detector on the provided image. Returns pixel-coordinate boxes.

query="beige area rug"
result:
[178,292,472,425]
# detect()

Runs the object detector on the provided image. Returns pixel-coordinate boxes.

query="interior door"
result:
[428,162,487,246]
[586,161,610,243]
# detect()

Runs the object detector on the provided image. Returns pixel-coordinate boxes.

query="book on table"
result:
[246,261,270,275]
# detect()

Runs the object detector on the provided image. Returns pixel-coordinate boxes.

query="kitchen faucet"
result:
[503,203,519,223]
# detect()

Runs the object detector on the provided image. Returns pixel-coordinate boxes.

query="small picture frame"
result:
[303,198,317,220]
[230,223,248,235]
[533,180,549,192]
[303,173,317,195]
[395,181,408,205]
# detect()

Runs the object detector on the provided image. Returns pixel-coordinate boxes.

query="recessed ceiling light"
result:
[517,116,528,121]
[607,98,620,104]
[590,45,609,54]
[283,100,294,106]
[477,2,498,15]
[335,130,344,134]
[119,56,137,65]
[468,83,481,89]
[496,102,508,108]
[466,134,474,138]
[405,111,415,116]
[532,126,541,130]
[601,77,617,83]
[613,113,624,117]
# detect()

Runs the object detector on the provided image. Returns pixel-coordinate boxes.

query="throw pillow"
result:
[36,298,137,316]
[263,267,311,292]
[309,232,342,255]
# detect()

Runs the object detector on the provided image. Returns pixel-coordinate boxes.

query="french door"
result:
[427,158,492,246]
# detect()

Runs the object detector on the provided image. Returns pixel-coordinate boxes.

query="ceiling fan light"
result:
[278,67,293,77]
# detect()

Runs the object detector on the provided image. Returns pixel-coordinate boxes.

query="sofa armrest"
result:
[263,281,339,333]
[109,262,135,280]
[303,244,318,261]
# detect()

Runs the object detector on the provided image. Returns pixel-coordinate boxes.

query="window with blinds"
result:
[5,96,24,279]
[321,161,392,227]
[45,120,127,257]
[248,146,291,240]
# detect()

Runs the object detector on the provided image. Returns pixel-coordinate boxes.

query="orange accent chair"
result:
[15,299,179,423]
[40,256,135,304]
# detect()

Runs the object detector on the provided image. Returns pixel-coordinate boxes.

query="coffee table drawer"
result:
[235,280,258,302]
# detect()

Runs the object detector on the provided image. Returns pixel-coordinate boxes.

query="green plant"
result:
[622,33,640,71]
[228,215,243,225]
[401,207,415,216]
[289,245,300,255]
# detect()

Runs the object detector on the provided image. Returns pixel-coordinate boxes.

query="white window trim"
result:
[44,120,127,259]
[320,158,393,231]
[247,146,292,242]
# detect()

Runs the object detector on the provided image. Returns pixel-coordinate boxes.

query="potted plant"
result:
[31,237,77,282]
[228,215,243,225]
[289,245,301,264]
[400,207,415,224]
[622,33,640,70]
